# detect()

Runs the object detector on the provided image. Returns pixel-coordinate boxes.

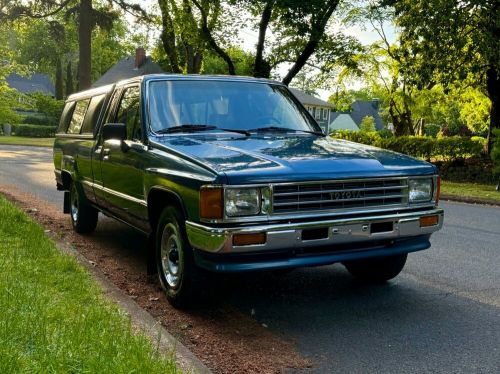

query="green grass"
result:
[0,136,54,147]
[441,180,500,203]
[0,196,178,373]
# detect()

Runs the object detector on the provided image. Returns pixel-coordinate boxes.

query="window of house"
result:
[115,86,142,141]
[80,94,106,135]
[67,99,90,134]
[323,108,328,120]
[315,107,321,119]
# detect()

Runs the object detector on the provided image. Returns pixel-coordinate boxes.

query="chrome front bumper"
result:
[186,208,444,254]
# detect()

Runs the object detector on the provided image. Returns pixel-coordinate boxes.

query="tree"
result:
[1,0,146,90]
[55,57,64,99]
[185,0,362,85]
[384,0,500,151]
[359,115,376,132]
[66,61,74,96]
[328,87,373,111]
[0,24,22,125]
[157,0,224,74]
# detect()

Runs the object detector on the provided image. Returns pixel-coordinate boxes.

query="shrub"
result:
[359,116,376,132]
[378,129,394,139]
[11,124,56,137]
[424,124,441,138]
[331,129,381,146]
[29,92,64,120]
[492,129,500,175]
[22,115,57,127]
[331,131,484,161]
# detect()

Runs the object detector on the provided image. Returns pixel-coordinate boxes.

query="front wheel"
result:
[69,182,98,234]
[343,253,408,283]
[155,206,204,309]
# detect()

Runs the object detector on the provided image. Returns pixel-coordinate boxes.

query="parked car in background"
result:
[53,75,444,308]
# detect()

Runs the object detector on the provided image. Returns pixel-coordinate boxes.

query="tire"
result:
[343,253,408,283]
[155,206,204,309]
[69,181,98,234]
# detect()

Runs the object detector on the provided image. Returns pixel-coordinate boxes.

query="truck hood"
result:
[152,134,436,184]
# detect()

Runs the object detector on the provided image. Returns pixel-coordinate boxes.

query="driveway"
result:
[1,144,499,373]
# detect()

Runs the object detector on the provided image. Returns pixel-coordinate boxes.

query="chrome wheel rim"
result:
[160,223,183,289]
[70,185,79,223]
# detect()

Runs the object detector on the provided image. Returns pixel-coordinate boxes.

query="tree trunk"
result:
[55,57,64,100]
[486,64,500,154]
[78,0,92,90]
[253,0,274,78]
[282,40,318,85]
[158,0,181,73]
[66,61,74,97]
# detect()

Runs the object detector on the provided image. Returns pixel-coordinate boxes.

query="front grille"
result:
[272,178,408,214]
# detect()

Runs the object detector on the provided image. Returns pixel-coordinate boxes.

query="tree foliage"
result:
[383,0,500,151]
[359,115,376,132]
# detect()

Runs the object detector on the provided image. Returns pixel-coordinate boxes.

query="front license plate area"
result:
[370,221,394,234]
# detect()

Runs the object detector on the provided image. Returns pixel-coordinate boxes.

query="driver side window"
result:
[115,86,142,141]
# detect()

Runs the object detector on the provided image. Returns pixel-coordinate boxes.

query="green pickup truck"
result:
[54,74,444,308]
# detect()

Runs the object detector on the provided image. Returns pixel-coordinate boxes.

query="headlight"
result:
[225,188,261,217]
[409,178,433,203]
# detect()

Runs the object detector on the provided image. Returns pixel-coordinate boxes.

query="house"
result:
[350,99,384,131]
[328,98,385,132]
[289,88,334,133]
[329,112,359,132]
[6,73,55,96]
[92,47,163,87]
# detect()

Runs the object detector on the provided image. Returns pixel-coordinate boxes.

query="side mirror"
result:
[102,123,127,142]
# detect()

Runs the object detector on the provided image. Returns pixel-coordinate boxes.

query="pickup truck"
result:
[54,74,444,308]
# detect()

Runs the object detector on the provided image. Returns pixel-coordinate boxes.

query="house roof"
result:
[289,87,333,108]
[350,99,384,130]
[329,113,359,132]
[92,56,164,87]
[6,73,55,96]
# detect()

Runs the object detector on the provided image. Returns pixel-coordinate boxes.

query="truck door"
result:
[98,85,149,230]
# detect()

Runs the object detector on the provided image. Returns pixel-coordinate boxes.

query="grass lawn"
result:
[0,136,54,147]
[0,196,178,373]
[441,180,500,203]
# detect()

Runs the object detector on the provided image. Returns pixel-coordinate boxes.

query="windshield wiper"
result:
[155,124,216,134]
[155,124,250,136]
[248,126,325,137]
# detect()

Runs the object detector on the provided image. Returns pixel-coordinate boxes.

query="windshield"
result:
[148,80,321,134]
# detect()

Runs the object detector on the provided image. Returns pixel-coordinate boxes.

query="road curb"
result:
[441,194,500,207]
[56,239,212,374]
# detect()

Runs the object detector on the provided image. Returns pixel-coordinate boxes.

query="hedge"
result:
[331,130,485,161]
[22,115,58,127]
[11,124,57,137]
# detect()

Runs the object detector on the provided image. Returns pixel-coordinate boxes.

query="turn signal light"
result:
[436,176,441,203]
[233,233,266,246]
[420,215,439,227]
[200,187,223,219]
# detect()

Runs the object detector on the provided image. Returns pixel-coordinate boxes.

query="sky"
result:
[127,1,396,101]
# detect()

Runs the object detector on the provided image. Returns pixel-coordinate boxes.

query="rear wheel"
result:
[155,206,204,309]
[343,253,408,282]
[69,182,98,234]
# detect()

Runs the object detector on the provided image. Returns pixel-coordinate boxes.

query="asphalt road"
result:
[1,144,499,373]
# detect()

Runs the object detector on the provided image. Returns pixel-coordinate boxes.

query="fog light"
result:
[420,215,439,227]
[233,233,266,246]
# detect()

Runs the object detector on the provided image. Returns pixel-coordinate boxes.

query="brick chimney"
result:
[135,47,146,69]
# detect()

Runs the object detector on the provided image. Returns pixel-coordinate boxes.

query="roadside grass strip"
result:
[0,196,178,373]
[441,180,500,203]
[0,136,54,147]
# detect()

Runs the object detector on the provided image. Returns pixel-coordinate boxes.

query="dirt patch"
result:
[0,185,311,374]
